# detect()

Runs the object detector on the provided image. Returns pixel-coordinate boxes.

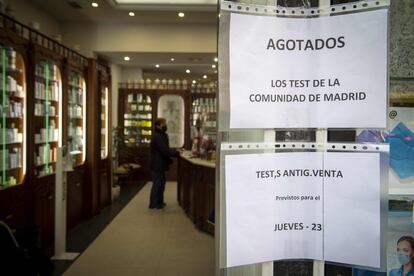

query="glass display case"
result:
[101,86,109,159]
[0,46,26,189]
[68,70,86,165]
[190,96,217,157]
[123,93,152,146]
[34,60,62,177]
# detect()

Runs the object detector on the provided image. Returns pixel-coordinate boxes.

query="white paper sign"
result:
[225,152,381,268]
[229,10,388,128]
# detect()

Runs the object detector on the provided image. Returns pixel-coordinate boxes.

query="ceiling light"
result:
[178,12,185,18]
[129,12,135,16]
[192,80,196,84]
[170,58,175,61]
[186,69,191,74]
[214,70,218,74]
[91,2,99,7]
[155,64,160,68]
[214,57,218,62]
[212,64,216,68]
[124,56,130,61]
[203,75,207,79]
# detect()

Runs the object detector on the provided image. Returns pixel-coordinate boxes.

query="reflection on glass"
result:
[68,70,86,165]
[34,60,62,177]
[157,95,184,148]
[0,46,26,189]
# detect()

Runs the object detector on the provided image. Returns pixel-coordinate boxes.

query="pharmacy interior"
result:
[0,0,218,260]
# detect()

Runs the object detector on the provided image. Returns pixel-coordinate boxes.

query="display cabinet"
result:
[30,44,64,253]
[33,59,62,178]
[0,46,26,189]
[67,69,86,165]
[117,87,190,181]
[190,93,217,156]
[0,28,29,233]
[117,89,154,181]
[64,58,88,231]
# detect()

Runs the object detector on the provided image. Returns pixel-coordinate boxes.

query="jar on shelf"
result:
[196,83,202,93]
[145,78,152,89]
[175,79,181,90]
[154,79,160,89]
[182,79,188,90]
[167,79,174,90]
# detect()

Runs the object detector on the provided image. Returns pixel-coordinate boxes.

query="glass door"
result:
[68,70,86,165]
[0,46,26,189]
[34,60,62,177]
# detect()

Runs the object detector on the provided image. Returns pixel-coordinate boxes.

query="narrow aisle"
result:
[64,182,215,276]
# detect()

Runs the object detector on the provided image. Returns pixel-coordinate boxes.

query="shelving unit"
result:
[67,70,86,165]
[33,60,62,178]
[0,46,26,189]
[123,92,153,146]
[118,87,190,181]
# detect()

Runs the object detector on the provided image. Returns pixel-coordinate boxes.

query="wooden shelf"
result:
[34,98,59,103]
[1,93,24,100]
[0,141,23,146]
[36,172,56,178]
[35,75,59,83]
[35,115,59,118]
[35,140,59,145]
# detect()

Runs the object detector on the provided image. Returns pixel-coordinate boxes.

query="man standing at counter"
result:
[149,118,180,209]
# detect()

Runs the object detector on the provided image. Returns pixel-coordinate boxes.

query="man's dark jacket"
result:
[150,128,179,172]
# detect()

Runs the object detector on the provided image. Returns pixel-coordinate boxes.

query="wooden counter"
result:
[177,152,215,235]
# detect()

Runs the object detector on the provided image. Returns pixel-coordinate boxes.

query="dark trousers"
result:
[149,171,166,208]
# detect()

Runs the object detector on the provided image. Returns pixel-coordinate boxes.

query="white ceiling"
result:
[100,52,218,75]
[30,0,218,24]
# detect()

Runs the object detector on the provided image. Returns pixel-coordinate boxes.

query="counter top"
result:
[179,151,216,169]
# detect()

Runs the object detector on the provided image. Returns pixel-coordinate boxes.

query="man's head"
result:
[155,118,167,132]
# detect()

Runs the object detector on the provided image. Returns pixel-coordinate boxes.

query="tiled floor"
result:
[64,182,215,276]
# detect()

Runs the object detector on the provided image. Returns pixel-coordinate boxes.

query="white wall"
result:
[5,0,62,39]
[61,22,217,57]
